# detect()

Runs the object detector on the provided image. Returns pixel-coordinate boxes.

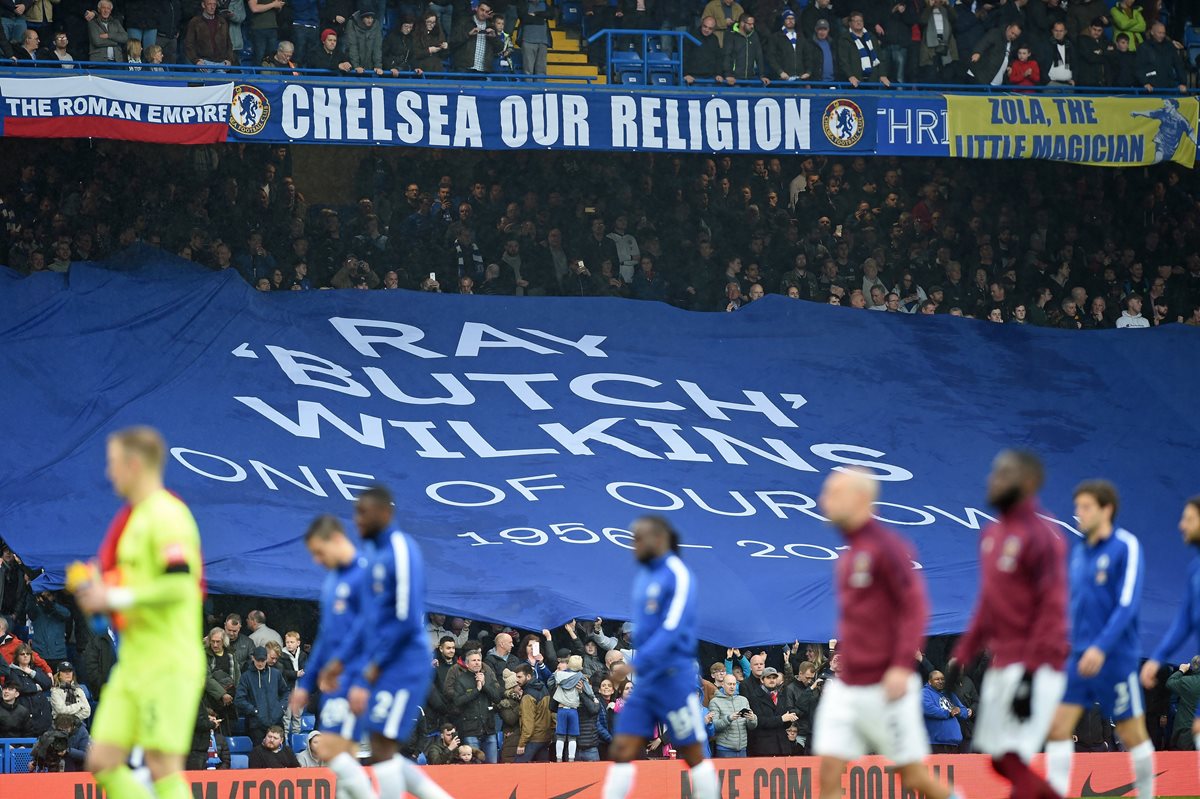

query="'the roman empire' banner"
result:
[0,76,232,144]
[945,94,1199,167]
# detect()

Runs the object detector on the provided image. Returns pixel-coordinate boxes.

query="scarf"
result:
[851,31,877,74]
[923,8,953,64]
[454,241,484,278]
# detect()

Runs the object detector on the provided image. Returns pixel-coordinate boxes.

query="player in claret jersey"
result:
[813,470,962,799]
[950,450,1069,799]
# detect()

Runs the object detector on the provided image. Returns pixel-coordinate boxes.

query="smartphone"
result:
[531,640,540,658]
[428,272,436,281]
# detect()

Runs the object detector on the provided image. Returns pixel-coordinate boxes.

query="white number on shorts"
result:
[1114,681,1131,716]
[667,707,694,739]
[321,698,349,729]
[372,691,393,723]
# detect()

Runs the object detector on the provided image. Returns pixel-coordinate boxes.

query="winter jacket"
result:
[725,27,768,79]
[1136,37,1186,88]
[518,680,554,748]
[185,707,231,771]
[82,632,116,698]
[7,664,52,735]
[577,686,604,749]
[249,743,300,769]
[278,648,307,689]
[1008,58,1039,85]
[551,669,586,710]
[445,665,502,737]
[709,689,757,751]
[25,0,58,24]
[767,29,814,78]
[88,15,129,62]
[29,599,69,662]
[206,647,241,708]
[450,14,501,71]
[0,697,32,737]
[485,649,521,680]
[413,24,448,72]
[746,683,793,756]
[498,690,523,761]
[123,0,158,29]
[234,664,287,728]
[970,27,1017,84]
[50,682,91,725]
[917,4,959,67]
[701,0,744,46]
[383,27,417,72]
[184,12,235,64]
[64,721,90,772]
[1110,4,1145,50]
[344,11,382,70]
[1074,32,1111,85]
[0,634,51,675]
[425,736,457,765]
[308,42,349,72]
[685,29,725,79]
[837,29,890,82]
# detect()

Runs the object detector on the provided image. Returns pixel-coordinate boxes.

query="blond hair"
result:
[109,426,166,470]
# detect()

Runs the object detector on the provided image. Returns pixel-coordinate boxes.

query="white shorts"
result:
[813,673,930,765]
[974,663,1065,762]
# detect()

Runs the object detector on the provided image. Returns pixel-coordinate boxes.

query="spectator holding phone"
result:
[709,673,757,757]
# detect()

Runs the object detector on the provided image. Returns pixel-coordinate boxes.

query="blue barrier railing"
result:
[0,738,37,774]
[0,60,597,84]
[0,56,1195,96]
[587,28,702,86]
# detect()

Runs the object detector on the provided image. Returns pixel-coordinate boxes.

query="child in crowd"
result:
[1008,44,1040,87]
[552,655,588,762]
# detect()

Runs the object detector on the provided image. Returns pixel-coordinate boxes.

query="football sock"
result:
[331,751,378,799]
[690,760,719,799]
[1044,738,1074,797]
[95,765,154,799]
[1130,740,1155,799]
[602,762,636,799]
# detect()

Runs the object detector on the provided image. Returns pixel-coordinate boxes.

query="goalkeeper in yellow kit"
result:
[74,427,205,799]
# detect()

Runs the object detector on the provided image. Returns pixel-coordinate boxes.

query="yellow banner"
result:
[945,94,1199,168]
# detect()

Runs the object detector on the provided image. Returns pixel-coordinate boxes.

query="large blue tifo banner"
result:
[226,82,876,153]
[2,248,1198,647]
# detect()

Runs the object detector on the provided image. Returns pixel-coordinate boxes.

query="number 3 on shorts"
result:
[668,707,694,739]
[1114,681,1130,717]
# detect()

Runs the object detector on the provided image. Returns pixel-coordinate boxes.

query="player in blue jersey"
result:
[1044,481,1154,799]
[1141,496,1200,760]
[290,514,378,799]
[601,516,719,799]
[346,486,454,799]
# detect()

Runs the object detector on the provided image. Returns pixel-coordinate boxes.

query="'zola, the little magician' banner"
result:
[946,94,1199,167]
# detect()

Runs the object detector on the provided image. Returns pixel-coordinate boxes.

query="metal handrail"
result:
[1,60,598,83]
[1,58,1194,95]
[586,28,702,86]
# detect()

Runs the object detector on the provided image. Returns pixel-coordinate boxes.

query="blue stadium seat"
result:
[649,68,675,85]
[300,714,316,732]
[560,1,581,26]
[610,50,640,65]
[231,754,249,770]
[230,716,247,736]
[229,736,252,754]
[617,68,645,84]
[291,733,307,752]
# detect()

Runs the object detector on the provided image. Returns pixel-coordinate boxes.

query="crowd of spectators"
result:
[3,535,1200,773]
[0,0,1195,89]
[5,141,1200,329]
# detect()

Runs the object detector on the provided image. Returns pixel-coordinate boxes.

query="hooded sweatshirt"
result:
[552,669,586,709]
[344,11,383,71]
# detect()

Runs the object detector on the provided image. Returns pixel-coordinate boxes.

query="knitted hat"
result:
[321,28,337,40]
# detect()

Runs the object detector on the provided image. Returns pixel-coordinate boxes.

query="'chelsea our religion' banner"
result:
[225,82,876,154]
[946,94,1200,167]
[2,248,1199,648]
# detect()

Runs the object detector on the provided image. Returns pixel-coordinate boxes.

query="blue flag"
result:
[2,247,1196,649]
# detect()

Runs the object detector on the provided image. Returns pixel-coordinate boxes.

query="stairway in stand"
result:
[543,17,605,84]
